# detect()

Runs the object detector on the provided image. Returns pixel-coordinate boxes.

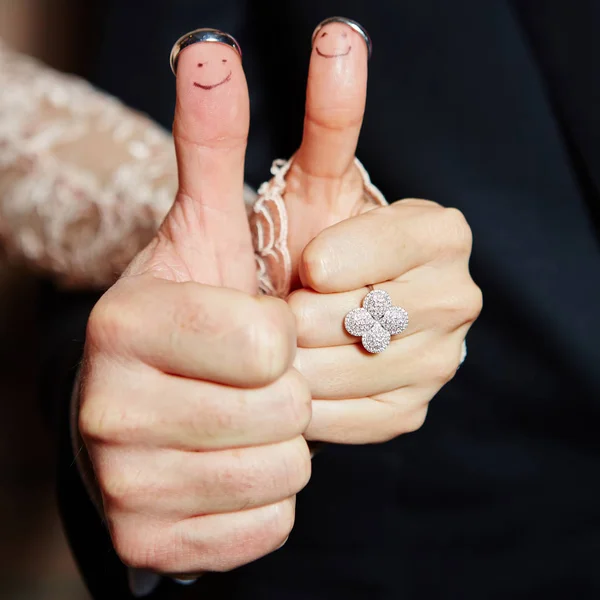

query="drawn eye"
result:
[321,31,328,37]
[222,59,227,63]
[198,62,204,67]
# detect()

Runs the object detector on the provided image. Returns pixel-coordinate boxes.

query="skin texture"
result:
[79,21,481,578]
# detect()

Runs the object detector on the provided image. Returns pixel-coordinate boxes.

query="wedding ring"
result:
[312,17,372,59]
[170,28,242,75]
[344,287,408,353]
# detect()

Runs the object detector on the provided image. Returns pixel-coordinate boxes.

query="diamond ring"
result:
[344,287,408,353]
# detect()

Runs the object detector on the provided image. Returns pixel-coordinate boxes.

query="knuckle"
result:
[95,454,156,513]
[98,467,139,509]
[377,406,425,442]
[79,396,129,444]
[401,407,429,434]
[444,282,484,328]
[281,369,313,433]
[300,242,331,291]
[242,298,295,385]
[440,207,473,253]
[379,404,429,442]
[305,108,362,134]
[279,437,312,496]
[110,526,146,569]
[86,289,133,354]
[264,498,296,549]
[427,350,460,385]
[211,499,296,572]
[382,410,408,441]
[111,520,171,571]
[78,395,109,442]
[286,289,313,342]
[368,421,402,444]
[468,283,484,321]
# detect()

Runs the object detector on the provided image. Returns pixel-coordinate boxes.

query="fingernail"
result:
[311,16,372,59]
[170,28,242,75]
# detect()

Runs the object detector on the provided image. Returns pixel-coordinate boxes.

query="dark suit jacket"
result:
[44,1,600,598]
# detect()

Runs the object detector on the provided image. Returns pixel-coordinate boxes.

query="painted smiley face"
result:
[193,55,232,90]
[315,23,352,58]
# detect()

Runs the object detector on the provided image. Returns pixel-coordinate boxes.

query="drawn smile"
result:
[193,71,232,90]
[316,45,352,58]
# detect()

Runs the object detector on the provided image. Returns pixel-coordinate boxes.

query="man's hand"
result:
[78,38,311,575]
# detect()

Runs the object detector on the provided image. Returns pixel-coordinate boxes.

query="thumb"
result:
[295,17,370,180]
[283,18,371,290]
[145,30,256,293]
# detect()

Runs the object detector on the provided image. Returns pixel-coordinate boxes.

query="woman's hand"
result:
[267,19,482,443]
[290,200,482,443]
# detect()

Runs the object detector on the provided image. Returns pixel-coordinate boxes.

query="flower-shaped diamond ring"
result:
[344,288,408,353]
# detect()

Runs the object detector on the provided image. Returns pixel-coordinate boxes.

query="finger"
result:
[123,498,296,574]
[305,388,430,444]
[300,202,472,293]
[164,33,255,292]
[289,266,478,348]
[85,368,311,451]
[98,436,311,518]
[87,275,295,388]
[294,17,370,180]
[294,330,465,400]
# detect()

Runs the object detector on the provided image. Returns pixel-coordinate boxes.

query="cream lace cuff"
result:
[251,156,388,298]
[0,40,178,288]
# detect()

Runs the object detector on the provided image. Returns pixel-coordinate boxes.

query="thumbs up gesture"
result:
[254,18,481,444]
[78,19,481,577]
[79,33,310,576]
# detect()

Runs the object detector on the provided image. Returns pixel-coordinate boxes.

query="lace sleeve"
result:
[0,39,179,289]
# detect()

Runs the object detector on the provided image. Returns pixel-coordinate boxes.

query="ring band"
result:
[344,287,408,353]
[170,28,242,75]
[312,17,373,59]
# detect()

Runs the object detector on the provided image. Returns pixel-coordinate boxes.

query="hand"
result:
[78,39,312,575]
[275,20,482,443]
[289,199,482,444]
